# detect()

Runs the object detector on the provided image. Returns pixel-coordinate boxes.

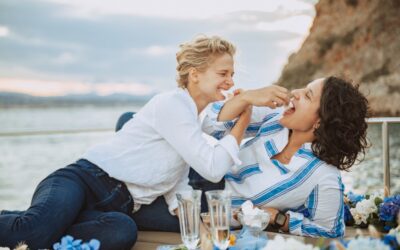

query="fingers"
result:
[275,91,291,104]
[233,88,244,96]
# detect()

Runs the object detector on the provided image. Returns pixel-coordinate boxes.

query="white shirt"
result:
[202,102,345,238]
[83,88,241,215]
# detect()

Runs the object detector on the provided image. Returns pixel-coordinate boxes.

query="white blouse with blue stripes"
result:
[202,102,345,238]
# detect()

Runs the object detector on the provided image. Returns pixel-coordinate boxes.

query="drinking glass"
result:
[176,190,202,250]
[205,190,232,250]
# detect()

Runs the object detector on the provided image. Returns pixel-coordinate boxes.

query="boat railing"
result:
[367,117,400,196]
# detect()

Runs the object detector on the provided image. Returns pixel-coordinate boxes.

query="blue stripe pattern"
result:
[306,185,319,220]
[225,164,262,184]
[264,140,290,174]
[295,148,315,160]
[211,102,224,113]
[291,177,345,238]
[211,130,225,140]
[232,157,323,207]
[242,116,283,148]
[271,159,290,174]
[258,120,283,137]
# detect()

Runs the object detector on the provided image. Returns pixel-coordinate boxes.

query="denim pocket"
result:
[94,184,120,210]
[74,160,134,214]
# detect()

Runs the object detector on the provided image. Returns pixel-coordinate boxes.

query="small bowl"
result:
[237,210,270,231]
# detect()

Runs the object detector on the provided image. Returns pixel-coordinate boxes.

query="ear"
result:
[313,119,320,130]
[189,67,199,84]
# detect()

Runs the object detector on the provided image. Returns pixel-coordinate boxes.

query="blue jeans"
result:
[0,159,137,250]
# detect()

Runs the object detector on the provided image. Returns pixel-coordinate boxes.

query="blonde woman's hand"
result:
[242,85,290,108]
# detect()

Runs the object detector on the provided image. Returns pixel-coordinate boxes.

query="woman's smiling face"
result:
[279,78,325,132]
[195,53,235,102]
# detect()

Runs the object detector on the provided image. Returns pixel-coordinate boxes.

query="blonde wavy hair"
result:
[176,35,236,88]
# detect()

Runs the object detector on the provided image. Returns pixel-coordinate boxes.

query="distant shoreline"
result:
[0,102,147,109]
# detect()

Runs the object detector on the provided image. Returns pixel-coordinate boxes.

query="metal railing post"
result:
[382,121,390,196]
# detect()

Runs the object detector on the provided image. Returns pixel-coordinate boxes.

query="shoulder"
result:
[152,89,194,109]
[297,147,341,177]
[150,89,198,121]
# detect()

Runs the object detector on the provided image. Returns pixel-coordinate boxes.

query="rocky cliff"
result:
[276,0,400,116]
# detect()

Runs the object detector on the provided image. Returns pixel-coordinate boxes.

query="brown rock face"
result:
[275,0,400,116]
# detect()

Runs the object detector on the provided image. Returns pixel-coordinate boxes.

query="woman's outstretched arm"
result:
[218,85,290,121]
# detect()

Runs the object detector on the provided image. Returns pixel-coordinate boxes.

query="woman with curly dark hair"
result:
[202,76,369,238]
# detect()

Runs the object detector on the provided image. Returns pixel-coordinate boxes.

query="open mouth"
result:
[284,100,295,115]
[218,88,231,99]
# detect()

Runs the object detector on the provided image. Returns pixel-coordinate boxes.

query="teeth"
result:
[221,90,231,98]
[288,101,294,109]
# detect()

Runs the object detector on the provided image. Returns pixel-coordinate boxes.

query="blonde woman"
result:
[0,36,289,250]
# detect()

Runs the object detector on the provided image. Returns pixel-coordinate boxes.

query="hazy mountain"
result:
[0,92,154,107]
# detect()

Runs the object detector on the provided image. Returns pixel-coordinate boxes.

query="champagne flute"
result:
[176,190,202,250]
[205,190,232,250]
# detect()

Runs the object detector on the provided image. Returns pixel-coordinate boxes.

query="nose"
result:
[226,76,234,88]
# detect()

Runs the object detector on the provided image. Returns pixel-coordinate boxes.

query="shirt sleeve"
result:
[153,95,241,183]
[286,177,345,238]
[202,101,282,139]
[164,167,193,216]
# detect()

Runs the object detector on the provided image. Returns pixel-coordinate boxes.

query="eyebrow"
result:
[219,69,235,76]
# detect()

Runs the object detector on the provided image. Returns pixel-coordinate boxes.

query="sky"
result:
[0,0,317,97]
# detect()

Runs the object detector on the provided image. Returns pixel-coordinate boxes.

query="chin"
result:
[279,117,288,127]
[216,94,226,101]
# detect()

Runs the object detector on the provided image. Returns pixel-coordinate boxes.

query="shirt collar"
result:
[264,128,314,158]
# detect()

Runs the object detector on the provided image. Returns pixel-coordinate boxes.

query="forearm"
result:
[229,109,250,145]
[218,92,250,121]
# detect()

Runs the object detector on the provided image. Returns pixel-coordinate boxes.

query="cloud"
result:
[53,52,77,64]
[256,15,313,35]
[0,0,315,96]
[130,45,176,57]
[0,78,155,96]
[0,25,10,37]
[43,0,313,19]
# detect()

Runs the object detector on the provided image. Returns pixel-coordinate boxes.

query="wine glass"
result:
[176,190,202,250]
[205,190,232,250]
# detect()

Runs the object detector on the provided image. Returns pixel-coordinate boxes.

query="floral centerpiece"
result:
[344,192,400,232]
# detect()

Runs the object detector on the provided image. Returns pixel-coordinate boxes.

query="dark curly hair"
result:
[311,76,370,171]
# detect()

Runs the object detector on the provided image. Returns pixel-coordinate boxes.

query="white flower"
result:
[350,198,377,225]
[262,235,319,250]
[347,237,390,250]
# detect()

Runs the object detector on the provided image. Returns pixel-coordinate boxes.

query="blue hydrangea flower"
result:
[382,234,399,250]
[344,204,353,223]
[383,195,400,206]
[379,202,400,222]
[347,191,365,204]
[53,235,100,250]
